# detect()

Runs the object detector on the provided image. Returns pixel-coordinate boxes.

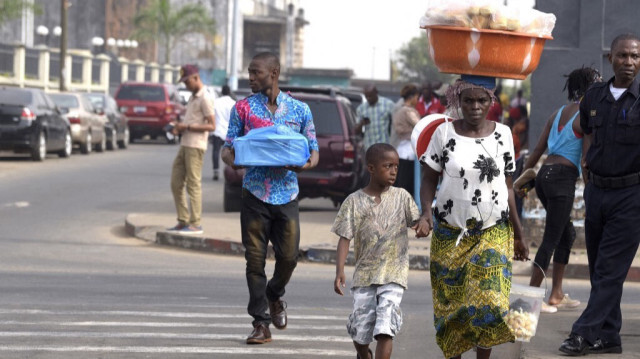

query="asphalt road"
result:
[1,143,639,358]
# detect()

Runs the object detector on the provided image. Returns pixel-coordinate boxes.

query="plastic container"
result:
[422,25,552,80]
[233,125,310,167]
[505,283,546,342]
[411,114,453,159]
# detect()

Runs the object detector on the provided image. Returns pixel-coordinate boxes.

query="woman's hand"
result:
[414,213,433,238]
[513,235,530,261]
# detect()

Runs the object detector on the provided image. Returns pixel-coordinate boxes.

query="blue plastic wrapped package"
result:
[233,125,310,167]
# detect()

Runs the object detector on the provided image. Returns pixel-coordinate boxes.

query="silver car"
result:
[49,93,108,154]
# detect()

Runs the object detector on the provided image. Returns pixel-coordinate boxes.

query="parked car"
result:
[223,87,366,211]
[114,82,184,143]
[49,92,108,154]
[0,87,71,161]
[85,92,129,150]
[177,85,220,105]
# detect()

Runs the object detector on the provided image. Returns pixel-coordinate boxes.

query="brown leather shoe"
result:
[246,323,271,344]
[268,299,288,330]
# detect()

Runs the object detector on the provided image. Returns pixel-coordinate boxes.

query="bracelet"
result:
[187,124,191,131]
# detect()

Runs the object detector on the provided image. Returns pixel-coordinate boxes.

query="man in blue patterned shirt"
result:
[221,52,319,345]
[355,85,396,149]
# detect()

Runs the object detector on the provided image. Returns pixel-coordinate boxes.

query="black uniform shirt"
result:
[580,77,640,177]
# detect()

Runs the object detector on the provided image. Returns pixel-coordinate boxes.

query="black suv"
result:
[223,87,366,211]
[0,87,71,161]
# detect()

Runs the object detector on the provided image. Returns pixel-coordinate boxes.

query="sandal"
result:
[551,294,581,309]
[540,301,558,313]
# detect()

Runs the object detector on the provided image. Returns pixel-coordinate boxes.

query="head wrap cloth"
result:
[445,74,497,111]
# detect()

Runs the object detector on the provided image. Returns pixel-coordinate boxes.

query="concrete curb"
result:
[124,214,640,281]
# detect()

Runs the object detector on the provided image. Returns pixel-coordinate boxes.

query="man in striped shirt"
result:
[355,85,395,149]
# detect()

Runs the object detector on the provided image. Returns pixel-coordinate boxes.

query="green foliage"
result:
[0,0,41,26]
[133,0,216,64]
[396,32,455,84]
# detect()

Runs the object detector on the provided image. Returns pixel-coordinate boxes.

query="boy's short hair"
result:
[366,143,397,165]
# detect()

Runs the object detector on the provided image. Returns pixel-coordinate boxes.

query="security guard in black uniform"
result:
[560,33,640,356]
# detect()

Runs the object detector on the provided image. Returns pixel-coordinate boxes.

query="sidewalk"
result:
[124,212,640,281]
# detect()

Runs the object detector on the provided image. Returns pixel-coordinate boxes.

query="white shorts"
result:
[346,283,404,345]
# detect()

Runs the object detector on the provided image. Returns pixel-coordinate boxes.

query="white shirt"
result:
[212,95,236,140]
[422,121,516,235]
[609,83,627,101]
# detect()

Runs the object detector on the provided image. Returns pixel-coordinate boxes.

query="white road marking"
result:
[0,331,352,342]
[0,309,344,321]
[0,345,355,356]
[0,320,345,330]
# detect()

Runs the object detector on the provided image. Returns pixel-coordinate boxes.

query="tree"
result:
[396,32,454,84]
[132,0,216,64]
[0,0,41,26]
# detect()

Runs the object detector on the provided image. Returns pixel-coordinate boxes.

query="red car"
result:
[223,87,367,211]
[114,82,184,143]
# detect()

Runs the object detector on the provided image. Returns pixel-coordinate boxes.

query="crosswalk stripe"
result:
[0,309,344,321]
[0,331,353,342]
[0,345,355,356]
[0,320,345,330]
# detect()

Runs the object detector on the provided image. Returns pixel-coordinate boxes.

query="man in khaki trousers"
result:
[167,64,215,234]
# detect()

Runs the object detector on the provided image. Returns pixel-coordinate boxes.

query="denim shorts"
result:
[346,283,404,344]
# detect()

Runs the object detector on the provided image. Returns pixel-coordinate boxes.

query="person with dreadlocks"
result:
[515,66,602,314]
[415,75,529,359]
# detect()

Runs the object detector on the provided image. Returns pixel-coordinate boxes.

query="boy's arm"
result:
[334,237,350,296]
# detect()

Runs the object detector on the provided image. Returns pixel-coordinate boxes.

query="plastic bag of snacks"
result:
[419,0,556,37]
[505,283,546,342]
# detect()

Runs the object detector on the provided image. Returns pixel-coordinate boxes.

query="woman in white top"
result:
[415,76,529,359]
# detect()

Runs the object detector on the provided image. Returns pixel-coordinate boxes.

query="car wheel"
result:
[80,132,92,154]
[118,127,129,149]
[223,183,243,212]
[31,131,46,161]
[95,130,106,152]
[107,129,117,151]
[58,129,72,158]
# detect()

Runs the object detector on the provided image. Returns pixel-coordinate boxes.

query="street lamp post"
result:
[91,36,104,54]
[36,25,49,45]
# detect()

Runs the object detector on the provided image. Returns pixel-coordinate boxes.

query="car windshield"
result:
[0,89,33,106]
[307,100,342,135]
[49,94,79,108]
[116,85,165,101]
[85,94,105,108]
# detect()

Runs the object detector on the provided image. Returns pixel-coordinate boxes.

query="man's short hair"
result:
[366,143,397,165]
[253,52,280,71]
[611,33,640,52]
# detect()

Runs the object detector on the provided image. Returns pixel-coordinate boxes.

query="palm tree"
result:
[132,0,216,64]
[0,0,41,26]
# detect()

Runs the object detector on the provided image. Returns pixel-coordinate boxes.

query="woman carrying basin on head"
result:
[415,75,529,359]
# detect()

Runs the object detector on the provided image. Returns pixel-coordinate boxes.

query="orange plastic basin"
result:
[423,25,552,80]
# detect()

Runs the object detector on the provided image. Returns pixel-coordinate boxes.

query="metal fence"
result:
[0,43,13,75]
[49,55,59,82]
[24,48,39,79]
[71,55,83,83]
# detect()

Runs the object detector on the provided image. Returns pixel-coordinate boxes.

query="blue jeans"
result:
[240,189,300,326]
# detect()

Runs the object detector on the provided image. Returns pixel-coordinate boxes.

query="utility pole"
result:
[228,0,239,91]
[59,0,68,92]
